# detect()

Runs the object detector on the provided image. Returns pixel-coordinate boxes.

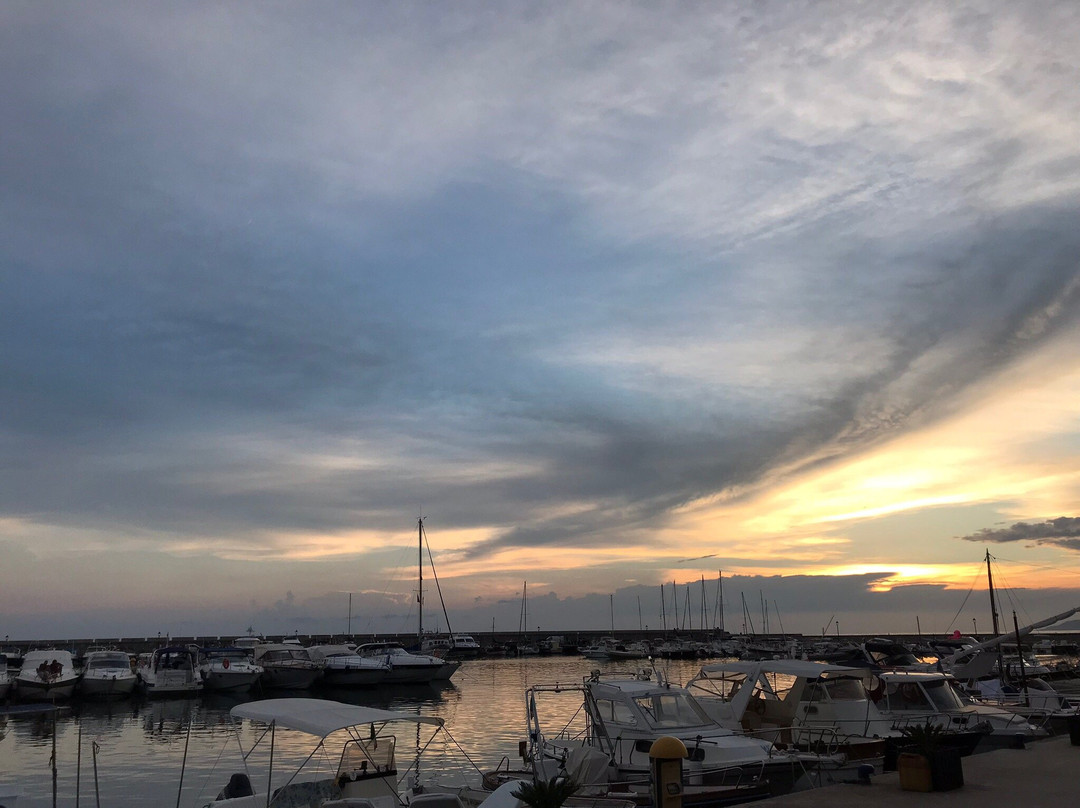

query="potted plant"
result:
[897,722,963,792]
[511,777,580,808]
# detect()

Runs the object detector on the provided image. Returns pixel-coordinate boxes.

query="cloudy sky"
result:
[3,1,1080,640]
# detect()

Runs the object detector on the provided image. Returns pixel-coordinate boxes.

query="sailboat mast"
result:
[417,517,424,645]
[660,585,667,633]
[986,549,1001,635]
[719,571,724,634]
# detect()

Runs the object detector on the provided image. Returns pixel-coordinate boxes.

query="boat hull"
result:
[80,673,137,699]
[15,676,78,702]
[202,671,262,692]
[259,666,321,690]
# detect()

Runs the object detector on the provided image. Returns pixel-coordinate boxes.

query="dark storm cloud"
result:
[1,1,1079,568]
[961,517,1080,551]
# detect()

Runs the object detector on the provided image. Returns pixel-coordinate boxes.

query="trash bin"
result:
[1069,714,1080,746]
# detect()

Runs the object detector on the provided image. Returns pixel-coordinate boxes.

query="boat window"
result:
[923,679,965,711]
[886,681,930,710]
[87,655,129,669]
[634,693,711,728]
[594,698,638,727]
[823,678,866,701]
[800,682,826,702]
[693,671,746,701]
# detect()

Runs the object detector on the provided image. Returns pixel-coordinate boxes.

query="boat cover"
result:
[696,660,860,679]
[231,698,443,737]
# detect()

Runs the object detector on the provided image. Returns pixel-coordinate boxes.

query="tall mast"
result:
[660,585,667,633]
[986,549,1001,635]
[418,517,424,644]
[719,571,724,634]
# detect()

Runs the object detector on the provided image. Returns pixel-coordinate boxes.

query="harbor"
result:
[2,642,1079,807]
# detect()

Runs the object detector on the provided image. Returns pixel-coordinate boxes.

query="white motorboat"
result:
[253,643,322,690]
[687,660,900,755]
[137,646,202,697]
[968,676,1080,731]
[14,650,79,701]
[79,650,137,699]
[525,668,808,797]
[355,642,456,683]
[199,647,263,692]
[308,644,389,687]
[874,670,1044,749]
[207,698,448,807]
[422,633,482,659]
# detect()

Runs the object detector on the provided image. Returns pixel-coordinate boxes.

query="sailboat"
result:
[516,581,540,655]
[401,516,462,679]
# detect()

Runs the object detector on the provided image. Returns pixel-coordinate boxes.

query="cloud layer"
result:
[2,2,1080,634]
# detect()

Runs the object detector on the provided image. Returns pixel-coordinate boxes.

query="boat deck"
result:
[768,734,1077,805]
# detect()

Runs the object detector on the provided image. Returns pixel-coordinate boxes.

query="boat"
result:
[413,517,464,677]
[14,650,78,701]
[198,647,264,692]
[78,649,137,699]
[873,670,1044,749]
[208,697,447,807]
[525,667,809,798]
[0,646,23,672]
[967,676,1080,732]
[355,642,456,683]
[308,644,390,687]
[687,660,901,756]
[253,642,323,690]
[422,634,482,660]
[0,654,13,700]
[137,646,202,697]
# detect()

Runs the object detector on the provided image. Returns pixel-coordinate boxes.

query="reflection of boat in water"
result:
[208,698,448,807]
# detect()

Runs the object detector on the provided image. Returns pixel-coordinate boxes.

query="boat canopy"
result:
[232,698,444,738]
[696,660,861,679]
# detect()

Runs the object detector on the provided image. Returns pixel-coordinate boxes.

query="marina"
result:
[1,644,1078,807]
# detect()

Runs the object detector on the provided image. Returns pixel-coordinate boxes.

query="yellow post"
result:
[649,736,687,808]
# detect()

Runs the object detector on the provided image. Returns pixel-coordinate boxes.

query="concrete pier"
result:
[769,734,1078,805]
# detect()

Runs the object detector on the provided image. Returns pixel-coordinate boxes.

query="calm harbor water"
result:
[0,655,712,807]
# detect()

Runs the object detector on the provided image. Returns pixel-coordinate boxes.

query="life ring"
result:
[222,658,230,670]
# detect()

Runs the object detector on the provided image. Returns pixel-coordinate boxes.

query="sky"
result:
[2,1,1080,641]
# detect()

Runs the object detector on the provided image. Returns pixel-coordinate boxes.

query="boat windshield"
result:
[633,692,712,728]
[87,654,130,669]
[207,650,249,662]
[923,680,967,710]
[823,677,867,701]
[263,649,313,662]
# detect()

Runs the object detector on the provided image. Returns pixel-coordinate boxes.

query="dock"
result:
[769,734,1078,805]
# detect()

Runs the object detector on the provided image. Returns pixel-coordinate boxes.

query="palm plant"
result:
[511,776,579,808]
[899,721,947,757]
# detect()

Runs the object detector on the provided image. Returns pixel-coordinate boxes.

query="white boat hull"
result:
[202,670,261,692]
[14,676,78,702]
[80,672,137,699]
